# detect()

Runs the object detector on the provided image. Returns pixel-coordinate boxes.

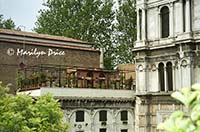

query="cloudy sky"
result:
[0,0,45,32]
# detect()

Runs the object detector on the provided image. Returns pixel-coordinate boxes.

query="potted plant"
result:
[24,78,30,89]
[48,76,53,87]
[16,71,24,90]
[110,80,116,89]
[62,79,69,88]
[39,72,47,87]
[94,81,99,89]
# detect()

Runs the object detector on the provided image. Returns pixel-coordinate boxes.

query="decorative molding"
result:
[151,64,157,71]
[138,65,144,72]
[156,110,174,124]
[181,59,188,67]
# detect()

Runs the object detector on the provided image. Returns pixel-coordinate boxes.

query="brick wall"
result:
[0,41,100,93]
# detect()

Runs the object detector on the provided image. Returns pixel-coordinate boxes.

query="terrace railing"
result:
[17,64,135,91]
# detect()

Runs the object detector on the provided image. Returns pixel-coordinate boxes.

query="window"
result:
[100,128,106,132]
[166,62,173,91]
[76,111,84,122]
[158,63,165,91]
[99,110,107,121]
[139,9,142,40]
[121,111,128,121]
[161,6,169,38]
[121,129,128,132]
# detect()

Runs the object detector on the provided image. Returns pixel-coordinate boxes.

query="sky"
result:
[0,0,45,32]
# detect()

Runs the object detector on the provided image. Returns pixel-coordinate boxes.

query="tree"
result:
[158,84,200,132]
[0,81,68,132]
[114,0,136,65]
[34,0,115,69]
[0,15,16,29]
[34,0,137,69]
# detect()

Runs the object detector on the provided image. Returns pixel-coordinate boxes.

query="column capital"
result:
[169,2,174,7]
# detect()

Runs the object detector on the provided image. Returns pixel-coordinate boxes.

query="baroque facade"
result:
[134,0,200,131]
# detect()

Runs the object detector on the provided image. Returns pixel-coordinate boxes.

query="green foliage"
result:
[34,0,137,69]
[158,84,200,132]
[0,81,68,132]
[0,15,16,29]
[114,0,136,65]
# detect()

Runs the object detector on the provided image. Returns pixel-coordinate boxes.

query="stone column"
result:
[144,62,148,92]
[172,64,176,91]
[100,48,104,68]
[142,9,147,40]
[137,9,141,41]
[179,0,184,33]
[164,65,168,92]
[179,64,183,89]
[187,59,192,87]
[185,0,191,32]
[156,64,160,92]
[136,65,139,93]
[156,7,160,39]
[170,2,174,37]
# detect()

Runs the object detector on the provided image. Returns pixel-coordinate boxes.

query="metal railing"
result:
[17,64,135,91]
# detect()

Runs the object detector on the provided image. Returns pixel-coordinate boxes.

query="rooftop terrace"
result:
[17,64,136,92]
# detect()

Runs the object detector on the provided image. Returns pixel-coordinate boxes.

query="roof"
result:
[117,64,136,72]
[0,29,99,52]
[0,28,86,43]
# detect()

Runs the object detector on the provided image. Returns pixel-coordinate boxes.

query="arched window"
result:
[166,62,173,91]
[158,63,165,91]
[139,9,142,40]
[161,6,169,38]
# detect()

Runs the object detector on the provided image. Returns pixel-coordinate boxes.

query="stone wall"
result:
[61,99,135,132]
[134,94,185,132]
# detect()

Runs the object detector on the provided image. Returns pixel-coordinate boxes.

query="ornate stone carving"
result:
[181,59,187,67]
[138,65,144,72]
[151,64,157,71]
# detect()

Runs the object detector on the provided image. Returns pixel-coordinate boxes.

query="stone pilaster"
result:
[169,2,174,37]
[142,9,147,40]
[137,9,141,41]
[179,0,184,33]
[185,0,191,32]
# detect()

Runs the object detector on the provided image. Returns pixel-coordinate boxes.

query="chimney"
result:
[100,48,104,68]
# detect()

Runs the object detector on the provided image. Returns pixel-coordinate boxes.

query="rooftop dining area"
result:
[17,64,136,91]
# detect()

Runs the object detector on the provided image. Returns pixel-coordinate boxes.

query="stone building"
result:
[18,64,136,132]
[1,29,135,132]
[133,0,200,131]
[15,0,200,131]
